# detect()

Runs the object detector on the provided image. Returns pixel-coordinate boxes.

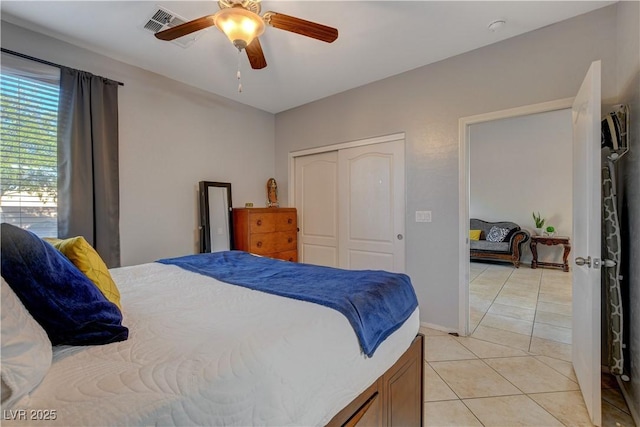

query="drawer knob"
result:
[288,218,293,224]
[288,258,293,262]
[257,241,262,248]
[288,237,293,243]
[257,219,262,226]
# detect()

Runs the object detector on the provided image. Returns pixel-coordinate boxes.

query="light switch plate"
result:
[415,211,432,223]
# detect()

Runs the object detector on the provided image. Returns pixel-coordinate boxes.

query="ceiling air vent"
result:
[143,6,207,48]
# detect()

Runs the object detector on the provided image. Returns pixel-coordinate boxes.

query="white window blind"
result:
[1,53,61,237]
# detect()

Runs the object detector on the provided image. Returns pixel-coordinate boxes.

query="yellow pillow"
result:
[44,237,121,310]
[469,230,482,241]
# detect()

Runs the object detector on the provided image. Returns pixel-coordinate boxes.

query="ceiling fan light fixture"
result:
[214,7,265,50]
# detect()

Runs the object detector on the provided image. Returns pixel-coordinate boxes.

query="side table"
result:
[530,235,571,272]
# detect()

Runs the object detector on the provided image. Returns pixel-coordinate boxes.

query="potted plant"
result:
[532,212,545,236]
[545,226,556,237]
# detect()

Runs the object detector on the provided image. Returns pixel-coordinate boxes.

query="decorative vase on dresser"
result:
[232,207,298,262]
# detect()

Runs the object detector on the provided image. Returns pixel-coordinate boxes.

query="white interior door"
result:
[338,140,405,272]
[572,60,602,426]
[294,151,339,267]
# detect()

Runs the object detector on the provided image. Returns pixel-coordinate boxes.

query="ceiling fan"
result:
[154,0,339,70]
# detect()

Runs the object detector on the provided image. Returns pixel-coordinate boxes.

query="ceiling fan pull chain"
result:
[237,50,243,93]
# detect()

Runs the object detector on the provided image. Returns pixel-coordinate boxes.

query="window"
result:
[1,54,60,237]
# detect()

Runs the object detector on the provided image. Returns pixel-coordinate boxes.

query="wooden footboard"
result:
[327,333,424,427]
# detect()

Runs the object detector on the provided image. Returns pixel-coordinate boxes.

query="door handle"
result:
[575,256,591,267]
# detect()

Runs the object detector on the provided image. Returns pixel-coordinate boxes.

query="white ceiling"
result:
[1,1,615,113]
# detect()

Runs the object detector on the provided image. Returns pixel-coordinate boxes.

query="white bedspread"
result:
[7,262,419,426]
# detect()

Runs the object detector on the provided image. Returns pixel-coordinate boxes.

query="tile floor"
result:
[419,262,636,426]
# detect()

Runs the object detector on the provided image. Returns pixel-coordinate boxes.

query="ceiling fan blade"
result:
[264,12,338,43]
[154,15,216,41]
[245,38,267,69]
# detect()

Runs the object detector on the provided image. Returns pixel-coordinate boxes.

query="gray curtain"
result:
[57,67,120,267]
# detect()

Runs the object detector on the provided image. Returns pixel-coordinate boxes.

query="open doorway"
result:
[457,98,574,340]
[468,108,573,356]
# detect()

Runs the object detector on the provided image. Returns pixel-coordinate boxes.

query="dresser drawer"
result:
[250,231,297,254]
[270,250,298,263]
[248,212,276,233]
[273,212,297,231]
[248,211,297,234]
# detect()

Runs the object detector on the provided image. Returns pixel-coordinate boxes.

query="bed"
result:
[1,223,423,426]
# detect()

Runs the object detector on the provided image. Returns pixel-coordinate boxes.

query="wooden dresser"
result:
[232,208,298,262]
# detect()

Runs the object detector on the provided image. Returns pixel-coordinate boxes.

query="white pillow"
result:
[1,276,53,409]
[486,226,510,242]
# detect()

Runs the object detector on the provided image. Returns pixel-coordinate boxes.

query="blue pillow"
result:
[0,223,128,346]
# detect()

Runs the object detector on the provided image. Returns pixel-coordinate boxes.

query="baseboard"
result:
[420,321,459,335]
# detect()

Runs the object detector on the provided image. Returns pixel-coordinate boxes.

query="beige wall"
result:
[1,21,276,267]
[275,5,621,329]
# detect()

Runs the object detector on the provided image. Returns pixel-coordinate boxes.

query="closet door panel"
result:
[294,151,339,267]
[348,154,393,242]
[338,140,405,273]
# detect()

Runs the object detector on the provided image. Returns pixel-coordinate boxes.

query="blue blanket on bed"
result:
[158,251,418,357]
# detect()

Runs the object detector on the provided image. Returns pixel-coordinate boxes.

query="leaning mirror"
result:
[199,181,233,253]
